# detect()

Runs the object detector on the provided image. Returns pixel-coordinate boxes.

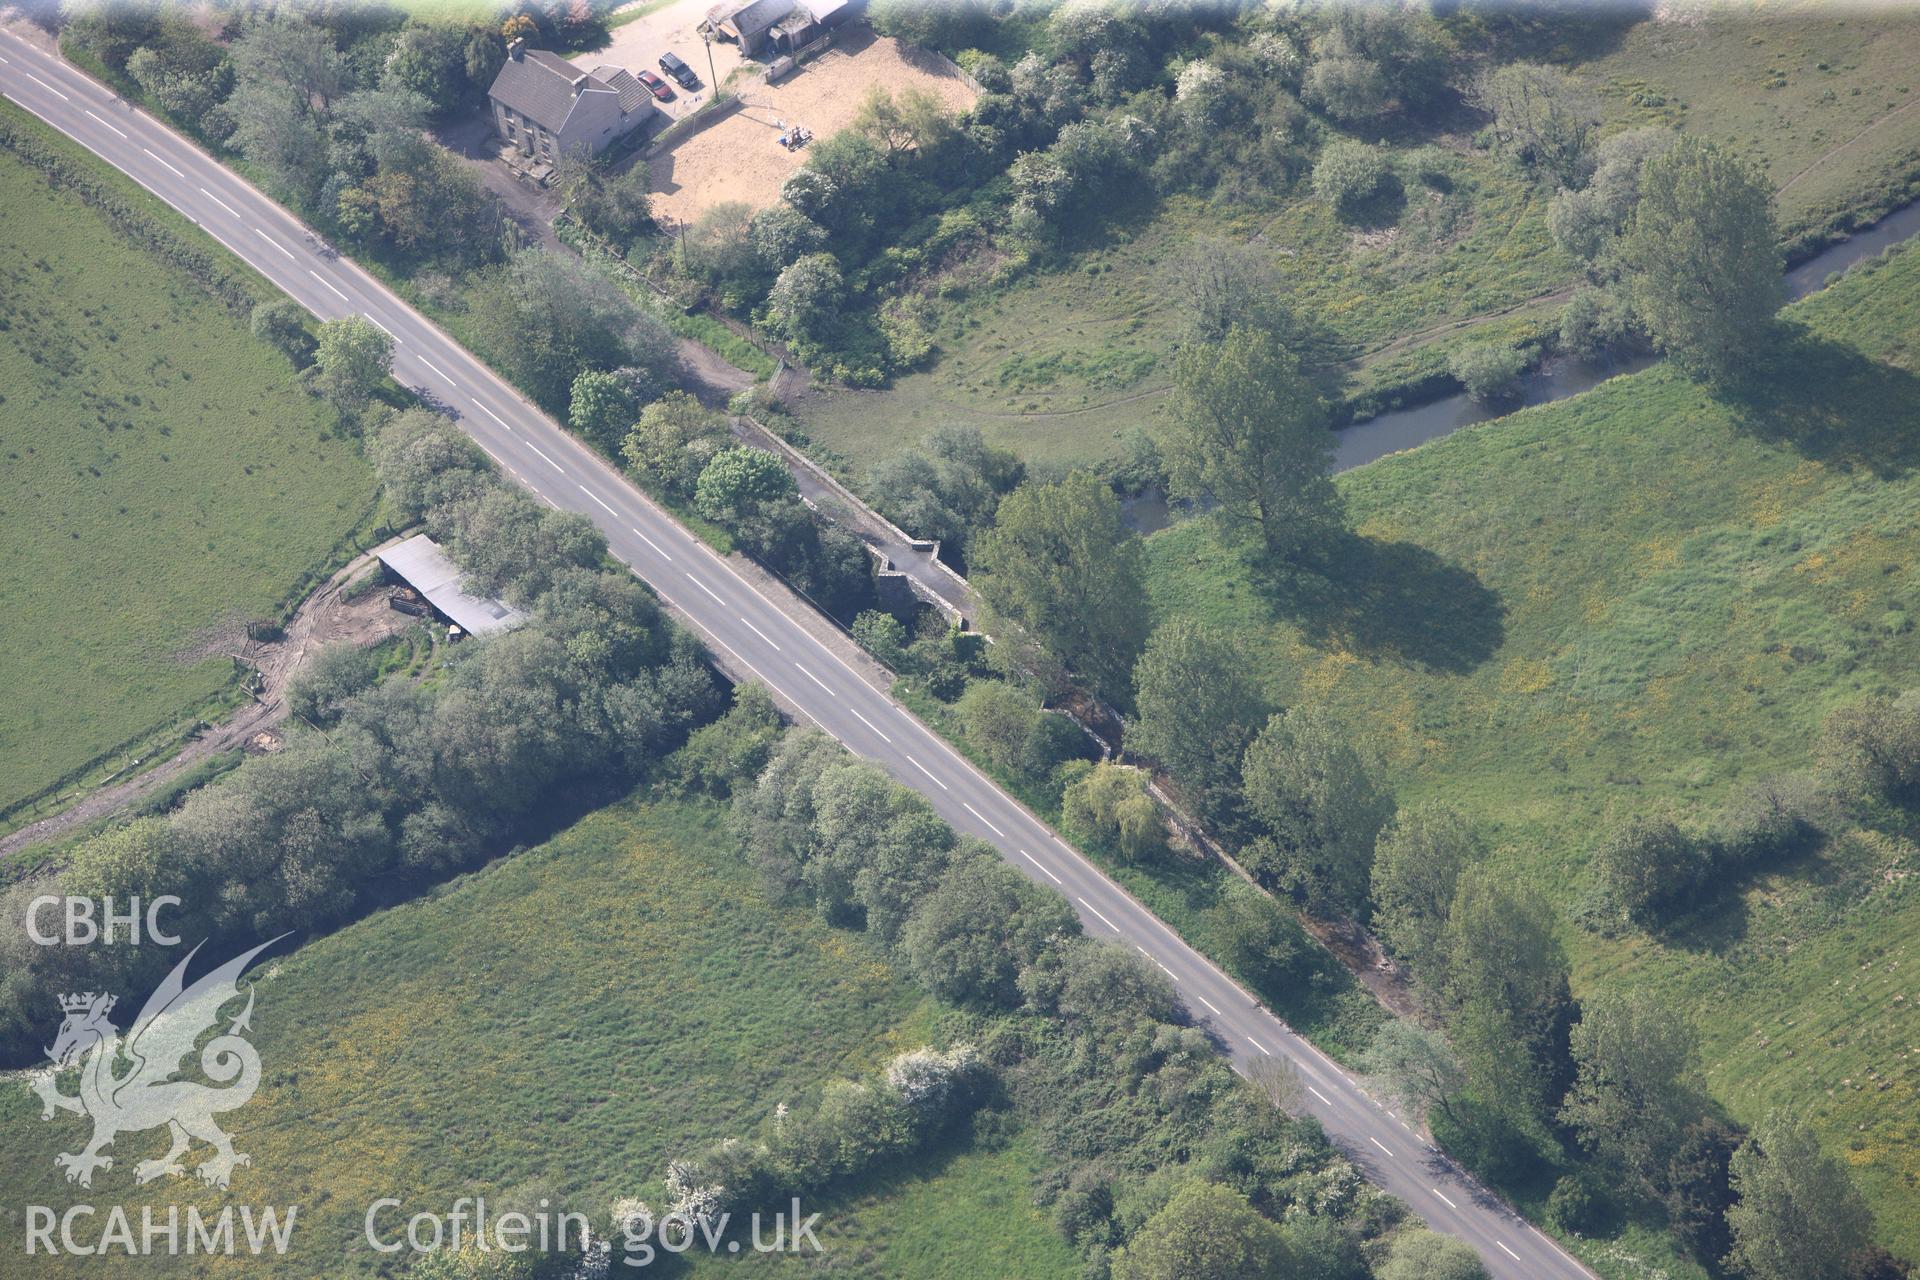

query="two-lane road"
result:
[0,34,1591,1280]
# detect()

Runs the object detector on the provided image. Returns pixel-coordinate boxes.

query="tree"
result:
[1726,1111,1874,1280]
[1449,340,1529,402]
[1591,815,1710,928]
[900,855,1077,1007]
[1620,137,1782,385]
[1548,127,1677,265]
[1371,801,1482,978]
[748,205,829,273]
[382,24,466,113]
[251,299,314,367]
[851,611,909,668]
[955,680,1040,774]
[1474,62,1599,186]
[1212,881,1312,996]
[1816,689,1920,804]
[1061,763,1163,861]
[1171,238,1293,345]
[1664,1116,1741,1267]
[568,368,639,453]
[621,391,730,500]
[1240,706,1392,917]
[1559,990,1703,1191]
[1365,1020,1466,1128]
[1312,138,1391,219]
[1438,868,1575,1125]
[311,315,392,414]
[973,472,1149,701]
[766,252,844,348]
[867,424,1023,562]
[694,447,796,525]
[1378,1229,1488,1280]
[1166,325,1341,565]
[466,247,668,411]
[1111,1181,1291,1280]
[1129,618,1268,822]
[287,643,380,727]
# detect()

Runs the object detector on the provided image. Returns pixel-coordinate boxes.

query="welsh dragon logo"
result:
[31,937,284,1190]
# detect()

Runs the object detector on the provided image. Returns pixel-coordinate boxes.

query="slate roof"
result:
[592,66,650,115]
[489,48,605,131]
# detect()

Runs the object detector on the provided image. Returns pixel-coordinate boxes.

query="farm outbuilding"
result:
[375,535,525,638]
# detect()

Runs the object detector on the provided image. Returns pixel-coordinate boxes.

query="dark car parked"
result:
[659,51,699,90]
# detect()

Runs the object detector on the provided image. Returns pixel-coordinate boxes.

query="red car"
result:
[636,68,674,101]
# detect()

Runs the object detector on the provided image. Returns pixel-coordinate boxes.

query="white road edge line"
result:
[199,186,238,217]
[740,617,780,650]
[85,108,127,138]
[794,662,834,695]
[256,228,294,259]
[904,754,948,790]
[1309,1085,1332,1106]
[1369,1136,1394,1157]
[308,269,348,302]
[684,573,724,604]
[1078,897,1121,934]
[477,442,503,465]
[850,708,891,743]
[631,527,670,560]
[961,803,1005,837]
[1432,1188,1458,1210]
[1018,849,1062,884]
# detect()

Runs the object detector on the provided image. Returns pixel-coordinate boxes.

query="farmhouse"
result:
[487,39,657,161]
[376,534,525,638]
[709,0,795,56]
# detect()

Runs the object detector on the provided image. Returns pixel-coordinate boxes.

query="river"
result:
[1121,197,1920,534]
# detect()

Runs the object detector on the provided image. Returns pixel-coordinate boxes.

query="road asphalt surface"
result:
[0,36,1596,1279]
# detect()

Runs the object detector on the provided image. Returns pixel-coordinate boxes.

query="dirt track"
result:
[0,549,419,861]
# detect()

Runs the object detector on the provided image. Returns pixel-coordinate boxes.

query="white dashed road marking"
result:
[631,528,669,560]
[85,109,127,137]
[1197,995,1222,1017]
[1246,1035,1271,1055]
[199,187,238,217]
[526,443,563,473]
[1432,1188,1458,1210]
[364,315,395,340]
[904,755,948,790]
[740,617,780,650]
[417,355,450,381]
[308,269,348,302]
[478,402,512,430]
[256,228,294,259]
[794,663,834,695]
[580,485,617,516]
[1369,1136,1394,1157]
[1309,1086,1332,1106]
[685,574,724,604]
[143,147,183,176]
[1019,850,1062,884]
[1078,898,1120,934]
[26,71,68,100]
[1498,1242,1521,1262]
[850,709,890,742]
[962,803,1004,837]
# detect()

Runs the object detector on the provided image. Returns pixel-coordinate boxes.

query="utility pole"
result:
[702,28,717,91]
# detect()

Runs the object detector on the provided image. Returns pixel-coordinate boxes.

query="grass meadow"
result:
[1141,239,1920,1259]
[0,103,376,827]
[0,795,1076,1277]
[793,10,1920,480]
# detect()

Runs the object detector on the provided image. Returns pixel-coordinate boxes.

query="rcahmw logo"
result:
[23,935,300,1258]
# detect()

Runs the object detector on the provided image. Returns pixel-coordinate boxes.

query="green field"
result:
[794,151,1570,473]
[1141,240,1920,1257]
[0,795,1074,1277]
[0,105,375,824]
[1584,6,1920,247]
[792,8,1920,480]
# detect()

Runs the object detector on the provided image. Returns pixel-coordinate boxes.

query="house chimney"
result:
[570,74,587,97]
[507,37,525,61]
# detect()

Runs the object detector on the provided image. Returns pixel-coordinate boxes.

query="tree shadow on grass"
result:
[1723,326,1920,480]
[1259,530,1507,675]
